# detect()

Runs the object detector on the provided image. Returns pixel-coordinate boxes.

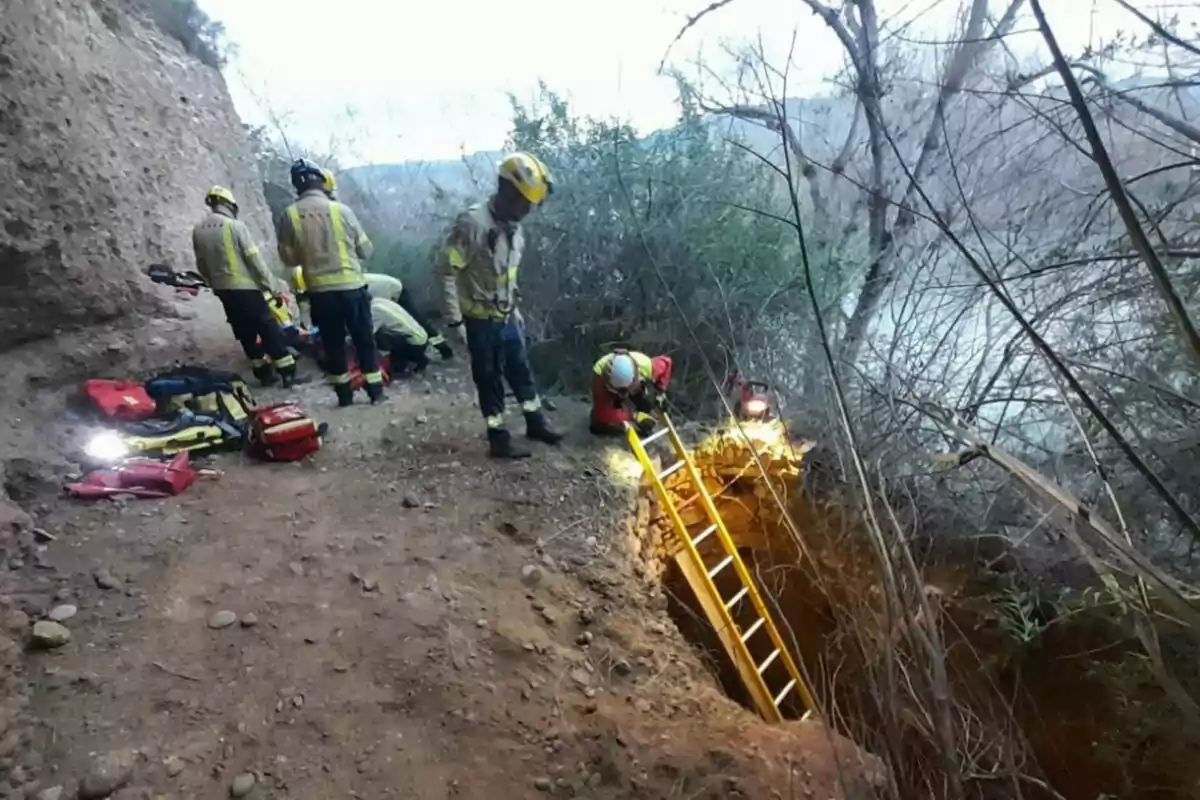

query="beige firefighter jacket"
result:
[435,202,525,323]
[364,273,403,300]
[191,209,280,293]
[370,297,428,346]
[277,190,374,293]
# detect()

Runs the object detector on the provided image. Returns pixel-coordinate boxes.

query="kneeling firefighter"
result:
[590,350,673,436]
[277,158,385,407]
[370,296,431,376]
[363,273,453,360]
[191,186,296,387]
[435,152,561,459]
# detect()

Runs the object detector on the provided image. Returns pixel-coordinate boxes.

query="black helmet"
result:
[290,158,325,194]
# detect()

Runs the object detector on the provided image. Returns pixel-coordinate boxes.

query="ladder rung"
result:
[707,555,734,579]
[741,617,766,642]
[691,523,717,548]
[641,426,669,446]
[757,648,781,674]
[725,586,750,609]
[657,460,685,481]
[773,679,797,707]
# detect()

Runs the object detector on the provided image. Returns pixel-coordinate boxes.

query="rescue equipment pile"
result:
[69,366,326,499]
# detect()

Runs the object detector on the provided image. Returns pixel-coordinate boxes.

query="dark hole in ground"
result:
[651,480,1200,800]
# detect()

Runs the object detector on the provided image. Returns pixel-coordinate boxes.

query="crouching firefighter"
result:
[191,186,296,387]
[277,158,385,406]
[590,350,673,436]
[370,296,431,376]
[436,152,561,459]
[364,273,453,360]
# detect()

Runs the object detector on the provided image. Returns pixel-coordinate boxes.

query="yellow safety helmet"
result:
[321,168,336,194]
[205,185,237,210]
[498,152,553,205]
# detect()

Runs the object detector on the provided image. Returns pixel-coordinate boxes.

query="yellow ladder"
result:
[627,415,816,723]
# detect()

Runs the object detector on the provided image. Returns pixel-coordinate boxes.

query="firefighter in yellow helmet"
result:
[321,168,337,199]
[363,273,454,361]
[435,152,561,459]
[370,296,431,376]
[191,186,297,387]
[277,158,384,407]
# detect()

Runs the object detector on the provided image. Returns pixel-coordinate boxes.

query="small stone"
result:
[577,608,595,625]
[30,620,70,648]
[229,772,256,797]
[475,618,487,629]
[584,687,597,699]
[520,564,543,587]
[539,608,556,626]
[415,415,429,424]
[533,777,552,791]
[362,576,379,592]
[288,561,305,577]
[164,756,186,777]
[240,613,259,628]
[569,668,591,688]
[48,604,77,622]
[207,610,237,629]
[540,553,556,570]
[32,528,56,542]
[36,787,63,800]
[292,694,304,708]
[575,631,593,646]
[79,749,135,798]
[401,496,420,509]
[93,568,121,590]
[614,659,633,676]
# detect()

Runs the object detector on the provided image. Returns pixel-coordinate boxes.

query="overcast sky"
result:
[197,0,1197,166]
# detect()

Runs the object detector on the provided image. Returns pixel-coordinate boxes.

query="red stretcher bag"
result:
[67,452,198,499]
[248,402,322,462]
[80,379,156,421]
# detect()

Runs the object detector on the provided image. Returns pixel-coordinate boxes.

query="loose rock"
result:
[533,777,553,791]
[569,668,591,688]
[575,631,593,646]
[362,576,379,592]
[520,564,543,587]
[30,620,70,648]
[164,756,186,777]
[288,561,305,577]
[401,496,420,509]
[79,749,135,799]
[93,568,121,590]
[229,772,256,797]
[207,610,237,629]
[240,613,259,628]
[48,604,77,622]
[36,787,63,800]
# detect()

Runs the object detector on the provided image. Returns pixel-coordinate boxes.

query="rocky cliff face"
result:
[0,0,274,350]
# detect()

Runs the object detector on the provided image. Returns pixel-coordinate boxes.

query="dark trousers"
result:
[464,317,537,425]
[375,332,429,374]
[214,289,291,365]
[396,288,446,345]
[309,287,380,384]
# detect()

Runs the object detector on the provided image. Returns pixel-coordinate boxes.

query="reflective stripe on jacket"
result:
[277,190,373,293]
[192,209,278,292]
[435,202,524,322]
[364,273,403,300]
[370,298,428,346]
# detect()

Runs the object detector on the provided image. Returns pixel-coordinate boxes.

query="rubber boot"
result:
[277,363,296,389]
[525,411,563,445]
[488,428,531,459]
[334,383,355,408]
[435,341,454,360]
[252,363,278,387]
[366,382,387,405]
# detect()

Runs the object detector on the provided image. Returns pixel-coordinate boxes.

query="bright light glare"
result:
[603,447,645,487]
[724,419,788,448]
[84,431,129,462]
[743,398,768,417]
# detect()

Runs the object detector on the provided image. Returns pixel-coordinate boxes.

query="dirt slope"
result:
[0,295,882,800]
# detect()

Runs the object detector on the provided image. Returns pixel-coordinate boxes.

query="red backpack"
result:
[248,403,322,462]
[80,379,156,421]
